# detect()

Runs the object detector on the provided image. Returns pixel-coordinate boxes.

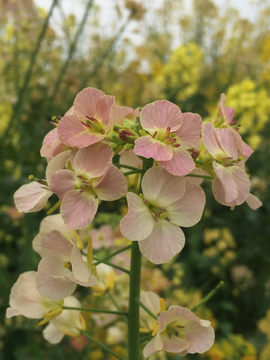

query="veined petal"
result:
[213,162,238,202]
[111,105,134,126]
[202,122,223,157]
[36,256,77,301]
[143,338,160,358]
[176,112,202,148]
[216,128,238,159]
[134,136,173,161]
[142,166,185,207]
[61,190,99,229]
[57,115,83,145]
[183,320,214,354]
[41,230,74,259]
[69,131,106,148]
[219,93,234,124]
[159,146,195,176]
[46,150,71,185]
[93,164,127,201]
[120,192,154,241]
[14,182,52,213]
[74,142,113,177]
[139,220,185,264]
[246,193,262,210]
[94,95,115,126]
[50,170,77,200]
[74,87,105,119]
[43,322,65,344]
[161,332,190,354]
[140,100,182,132]
[166,181,205,227]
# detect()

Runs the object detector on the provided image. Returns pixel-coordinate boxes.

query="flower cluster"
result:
[8,87,262,356]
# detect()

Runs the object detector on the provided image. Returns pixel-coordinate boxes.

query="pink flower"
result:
[202,122,250,206]
[6,271,63,319]
[120,166,205,264]
[36,230,97,301]
[50,143,127,229]
[14,150,72,213]
[218,93,253,157]
[133,100,202,176]
[143,305,214,358]
[57,87,115,148]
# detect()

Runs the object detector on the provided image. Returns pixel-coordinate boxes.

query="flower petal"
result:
[50,169,77,200]
[69,131,106,148]
[134,136,173,161]
[57,115,83,145]
[246,193,262,210]
[140,100,182,131]
[94,95,115,126]
[216,128,238,159]
[166,181,205,227]
[74,87,105,118]
[202,122,223,157]
[120,192,154,241]
[142,166,185,206]
[43,322,65,344]
[176,112,202,148]
[61,190,99,229]
[93,164,127,201]
[46,150,71,185]
[159,146,195,176]
[41,230,74,259]
[14,182,52,213]
[139,220,185,264]
[74,143,113,177]
[71,245,96,286]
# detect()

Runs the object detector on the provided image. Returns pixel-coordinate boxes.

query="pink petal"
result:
[93,164,127,201]
[219,93,234,124]
[241,140,253,157]
[41,138,67,160]
[213,162,238,202]
[57,115,83,145]
[166,181,205,227]
[74,87,105,118]
[50,170,77,200]
[216,128,238,159]
[161,332,190,354]
[120,192,154,241]
[94,95,115,126]
[134,136,173,161]
[176,112,202,148]
[142,166,185,206]
[69,131,106,148]
[246,193,262,210]
[143,338,160,358]
[74,143,113,177]
[46,150,71,185]
[42,128,58,145]
[36,256,76,300]
[61,190,99,229]
[14,182,52,213]
[140,291,161,318]
[71,245,97,285]
[184,320,214,354]
[41,230,74,259]
[43,322,64,344]
[140,100,182,132]
[111,105,134,126]
[202,122,223,157]
[159,146,195,176]
[139,220,185,264]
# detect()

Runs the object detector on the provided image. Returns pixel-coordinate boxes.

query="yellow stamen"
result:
[139,327,150,333]
[73,230,84,250]
[106,270,114,291]
[152,324,160,337]
[80,314,86,330]
[67,160,72,170]
[92,264,97,277]
[87,236,93,264]
[160,298,166,312]
[64,262,70,268]
[180,334,185,339]
[38,317,53,326]
[28,175,34,180]
[91,285,105,294]
[160,213,167,219]
[43,308,62,318]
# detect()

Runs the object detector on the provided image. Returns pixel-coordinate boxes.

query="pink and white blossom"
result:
[143,305,214,358]
[50,143,127,229]
[6,271,63,319]
[134,100,202,176]
[57,87,115,148]
[36,230,97,301]
[120,166,205,264]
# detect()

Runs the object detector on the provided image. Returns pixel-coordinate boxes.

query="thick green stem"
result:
[94,244,132,266]
[62,306,128,316]
[128,242,142,360]
[81,331,126,360]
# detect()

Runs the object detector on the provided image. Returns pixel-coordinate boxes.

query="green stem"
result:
[107,289,128,324]
[101,260,130,275]
[194,160,203,164]
[46,200,61,215]
[94,244,133,266]
[128,242,142,360]
[62,306,128,316]
[185,174,213,180]
[191,281,224,312]
[135,298,157,320]
[114,163,142,172]
[124,170,143,176]
[140,333,153,343]
[81,331,126,360]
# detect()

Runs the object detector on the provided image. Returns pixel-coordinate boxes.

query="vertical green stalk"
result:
[128,157,153,360]
[128,241,142,360]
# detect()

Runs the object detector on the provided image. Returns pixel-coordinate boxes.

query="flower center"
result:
[140,195,170,222]
[152,127,180,147]
[81,116,106,135]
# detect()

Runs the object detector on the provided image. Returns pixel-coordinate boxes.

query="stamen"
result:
[86,115,98,123]
[152,131,157,138]
[81,121,93,130]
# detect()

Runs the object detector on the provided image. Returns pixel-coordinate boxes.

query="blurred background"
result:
[0,0,270,359]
